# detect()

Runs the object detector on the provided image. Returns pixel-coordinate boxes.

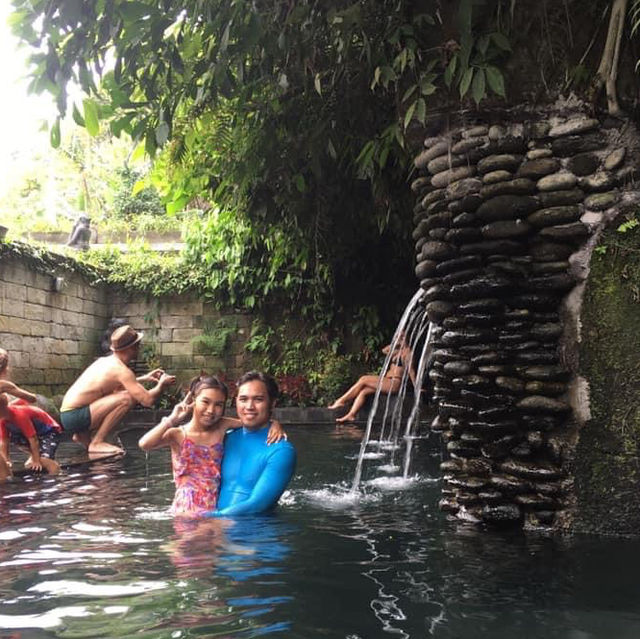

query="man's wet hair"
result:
[236,371,279,402]
[188,373,229,402]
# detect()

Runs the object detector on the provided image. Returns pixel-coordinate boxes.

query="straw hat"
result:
[110,325,144,351]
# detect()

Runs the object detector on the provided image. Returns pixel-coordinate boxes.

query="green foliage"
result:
[191,318,237,356]
[113,167,164,218]
[310,354,360,406]
[7,0,521,401]
[97,212,184,236]
[244,320,277,368]
[77,241,206,297]
[618,218,640,233]
[0,239,100,280]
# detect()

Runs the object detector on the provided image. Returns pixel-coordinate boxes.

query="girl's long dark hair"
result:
[188,373,229,402]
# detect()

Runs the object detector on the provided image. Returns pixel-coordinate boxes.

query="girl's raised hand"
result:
[266,419,287,445]
[170,391,194,424]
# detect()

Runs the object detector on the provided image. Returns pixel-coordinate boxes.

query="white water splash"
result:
[363,475,436,491]
[376,464,400,474]
[299,487,378,509]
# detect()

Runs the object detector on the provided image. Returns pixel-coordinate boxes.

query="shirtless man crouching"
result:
[60,325,176,454]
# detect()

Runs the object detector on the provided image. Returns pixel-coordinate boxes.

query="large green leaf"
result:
[471,68,486,105]
[486,65,506,97]
[403,100,417,129]
[50,117,61,148]
[459,68,473,97]
[83,98,100,136]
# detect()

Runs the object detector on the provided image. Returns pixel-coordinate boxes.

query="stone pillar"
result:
[411,108,640,530]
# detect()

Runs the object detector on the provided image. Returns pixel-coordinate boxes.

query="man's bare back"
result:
[60,325,175,454]
[62,355,136,410]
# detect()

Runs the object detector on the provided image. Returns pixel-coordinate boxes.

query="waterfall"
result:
[402,321,434,478]
[350,289,431,492]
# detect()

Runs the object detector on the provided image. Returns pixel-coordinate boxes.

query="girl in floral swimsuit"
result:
[139,374,284,516]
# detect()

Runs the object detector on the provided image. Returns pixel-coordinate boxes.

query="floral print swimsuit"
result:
[171,427,223,516]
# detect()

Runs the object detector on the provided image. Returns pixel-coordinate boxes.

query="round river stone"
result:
[477,154,524,175]
[527,205,581,228]
[481,219,532,240]
[516,395,571,413]
[480,178,537,199]
[537,172,578,191]
[518,158,560,179]
[476,195,540,222]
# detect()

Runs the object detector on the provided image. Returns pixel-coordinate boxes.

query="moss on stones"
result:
[575,228,640,535]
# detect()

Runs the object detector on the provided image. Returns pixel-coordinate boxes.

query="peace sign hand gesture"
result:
[169,391,194,425]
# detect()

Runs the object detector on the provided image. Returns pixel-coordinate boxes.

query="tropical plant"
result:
[112,166,165,218]
[13,0,640,397]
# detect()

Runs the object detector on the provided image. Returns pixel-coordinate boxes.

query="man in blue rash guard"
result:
[208,371,296,516]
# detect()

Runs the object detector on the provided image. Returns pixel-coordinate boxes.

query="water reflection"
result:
[0,427,640,638]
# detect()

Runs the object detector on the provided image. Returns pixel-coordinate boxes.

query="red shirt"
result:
[0,404,62,440]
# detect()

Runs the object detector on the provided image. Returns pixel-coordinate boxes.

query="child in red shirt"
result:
[0,394,62,475]
[0,348,38,403]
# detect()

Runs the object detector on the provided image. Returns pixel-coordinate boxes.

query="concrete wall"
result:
[0,251,109,398]
[0,245,256,401]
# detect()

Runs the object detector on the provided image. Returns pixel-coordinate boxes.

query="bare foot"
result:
[72,432,91,449]
[88,441,124,455]
[336,413,356,424]
[328,400,345,410]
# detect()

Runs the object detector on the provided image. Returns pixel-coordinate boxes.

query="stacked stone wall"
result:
[411,108,640,530]
[111,292,255,387]
[0,253,108,398]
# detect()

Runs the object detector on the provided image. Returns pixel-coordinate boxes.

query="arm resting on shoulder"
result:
[215,446,296,516]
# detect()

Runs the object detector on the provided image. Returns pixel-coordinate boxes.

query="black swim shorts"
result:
[60,406,92,434]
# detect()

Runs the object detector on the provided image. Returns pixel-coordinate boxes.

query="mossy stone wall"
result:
[574,230,640,535]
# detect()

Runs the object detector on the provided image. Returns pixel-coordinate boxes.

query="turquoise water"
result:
[1,425,640,638]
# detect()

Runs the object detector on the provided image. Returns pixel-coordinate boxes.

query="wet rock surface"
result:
[410,112,635,532]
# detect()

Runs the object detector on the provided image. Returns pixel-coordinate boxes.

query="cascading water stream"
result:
[376,304,426,446]
[350,289,428,492]
[402,321,434,478]
[384,312,431,453]
[380,314,432,473]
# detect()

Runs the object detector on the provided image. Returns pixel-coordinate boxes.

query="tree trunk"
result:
[595,0,629,116]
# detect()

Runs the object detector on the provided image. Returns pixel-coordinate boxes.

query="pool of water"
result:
[1,425,640,638]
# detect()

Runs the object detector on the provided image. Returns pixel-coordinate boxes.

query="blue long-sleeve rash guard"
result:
[207,424,296,516]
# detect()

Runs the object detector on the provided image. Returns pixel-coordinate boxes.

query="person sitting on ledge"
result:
[60,325,176,455]
[328,334,415,423]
